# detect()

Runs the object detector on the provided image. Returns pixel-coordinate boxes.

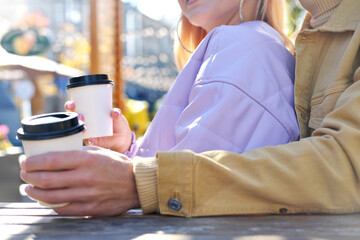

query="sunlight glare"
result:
[128,0,181,24]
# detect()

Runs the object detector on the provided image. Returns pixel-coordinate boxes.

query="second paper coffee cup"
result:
[67,74,114,139]
[17,112,85,208]
[17,112,85,157]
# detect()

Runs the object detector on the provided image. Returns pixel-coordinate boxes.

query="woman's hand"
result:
[65,101,133,154]
[19,146,141,217]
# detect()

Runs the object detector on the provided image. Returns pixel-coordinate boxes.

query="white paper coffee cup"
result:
[67,74,114,139]
[17,112,85,208]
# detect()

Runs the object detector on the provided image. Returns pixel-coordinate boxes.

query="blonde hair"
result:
[174,0,294,70]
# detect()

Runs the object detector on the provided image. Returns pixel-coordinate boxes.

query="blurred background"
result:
[0,0,305,201]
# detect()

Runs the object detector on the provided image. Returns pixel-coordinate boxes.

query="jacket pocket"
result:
[309,85,348,130]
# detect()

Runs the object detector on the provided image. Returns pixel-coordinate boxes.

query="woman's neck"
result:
[299,0,342,28]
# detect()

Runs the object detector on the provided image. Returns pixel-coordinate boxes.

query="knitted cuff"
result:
[124,132,139,159]
[133,156,159,214]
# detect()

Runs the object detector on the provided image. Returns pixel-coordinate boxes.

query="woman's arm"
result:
[170,33,298,153]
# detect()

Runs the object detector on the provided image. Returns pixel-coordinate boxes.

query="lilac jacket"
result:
[137,21,299,157]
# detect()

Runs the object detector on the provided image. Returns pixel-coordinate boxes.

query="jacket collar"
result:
[301,0,360,33]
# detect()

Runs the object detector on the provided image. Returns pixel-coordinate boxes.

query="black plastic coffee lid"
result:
[67,74,114,89]
[17,112,85,141]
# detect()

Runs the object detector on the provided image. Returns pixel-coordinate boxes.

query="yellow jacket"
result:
[134,0,360,217]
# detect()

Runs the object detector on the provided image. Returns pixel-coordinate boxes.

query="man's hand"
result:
[19,146,140,217]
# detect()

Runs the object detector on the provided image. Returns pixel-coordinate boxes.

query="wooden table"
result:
[1,203,360,240]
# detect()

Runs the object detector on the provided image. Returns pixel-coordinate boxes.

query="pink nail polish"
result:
[66,102,74,109]
[78,114,84,121]
[88,138,94,144]
[114,110,121,117]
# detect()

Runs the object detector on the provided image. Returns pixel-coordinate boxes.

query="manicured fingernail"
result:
[88,138,94,145]
[66,102,74,109]
[114,109,121,117]
[78,114,84,121]
[25,185,31,192]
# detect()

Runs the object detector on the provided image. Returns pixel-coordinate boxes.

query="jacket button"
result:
[168,198,182,212]
[279,208,288,214]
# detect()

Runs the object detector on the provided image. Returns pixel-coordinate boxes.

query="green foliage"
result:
[286,0,306,35]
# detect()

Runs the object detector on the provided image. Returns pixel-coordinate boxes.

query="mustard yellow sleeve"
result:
[133,156,159,214]
[132,71,360,217]
[156,71,360,217]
